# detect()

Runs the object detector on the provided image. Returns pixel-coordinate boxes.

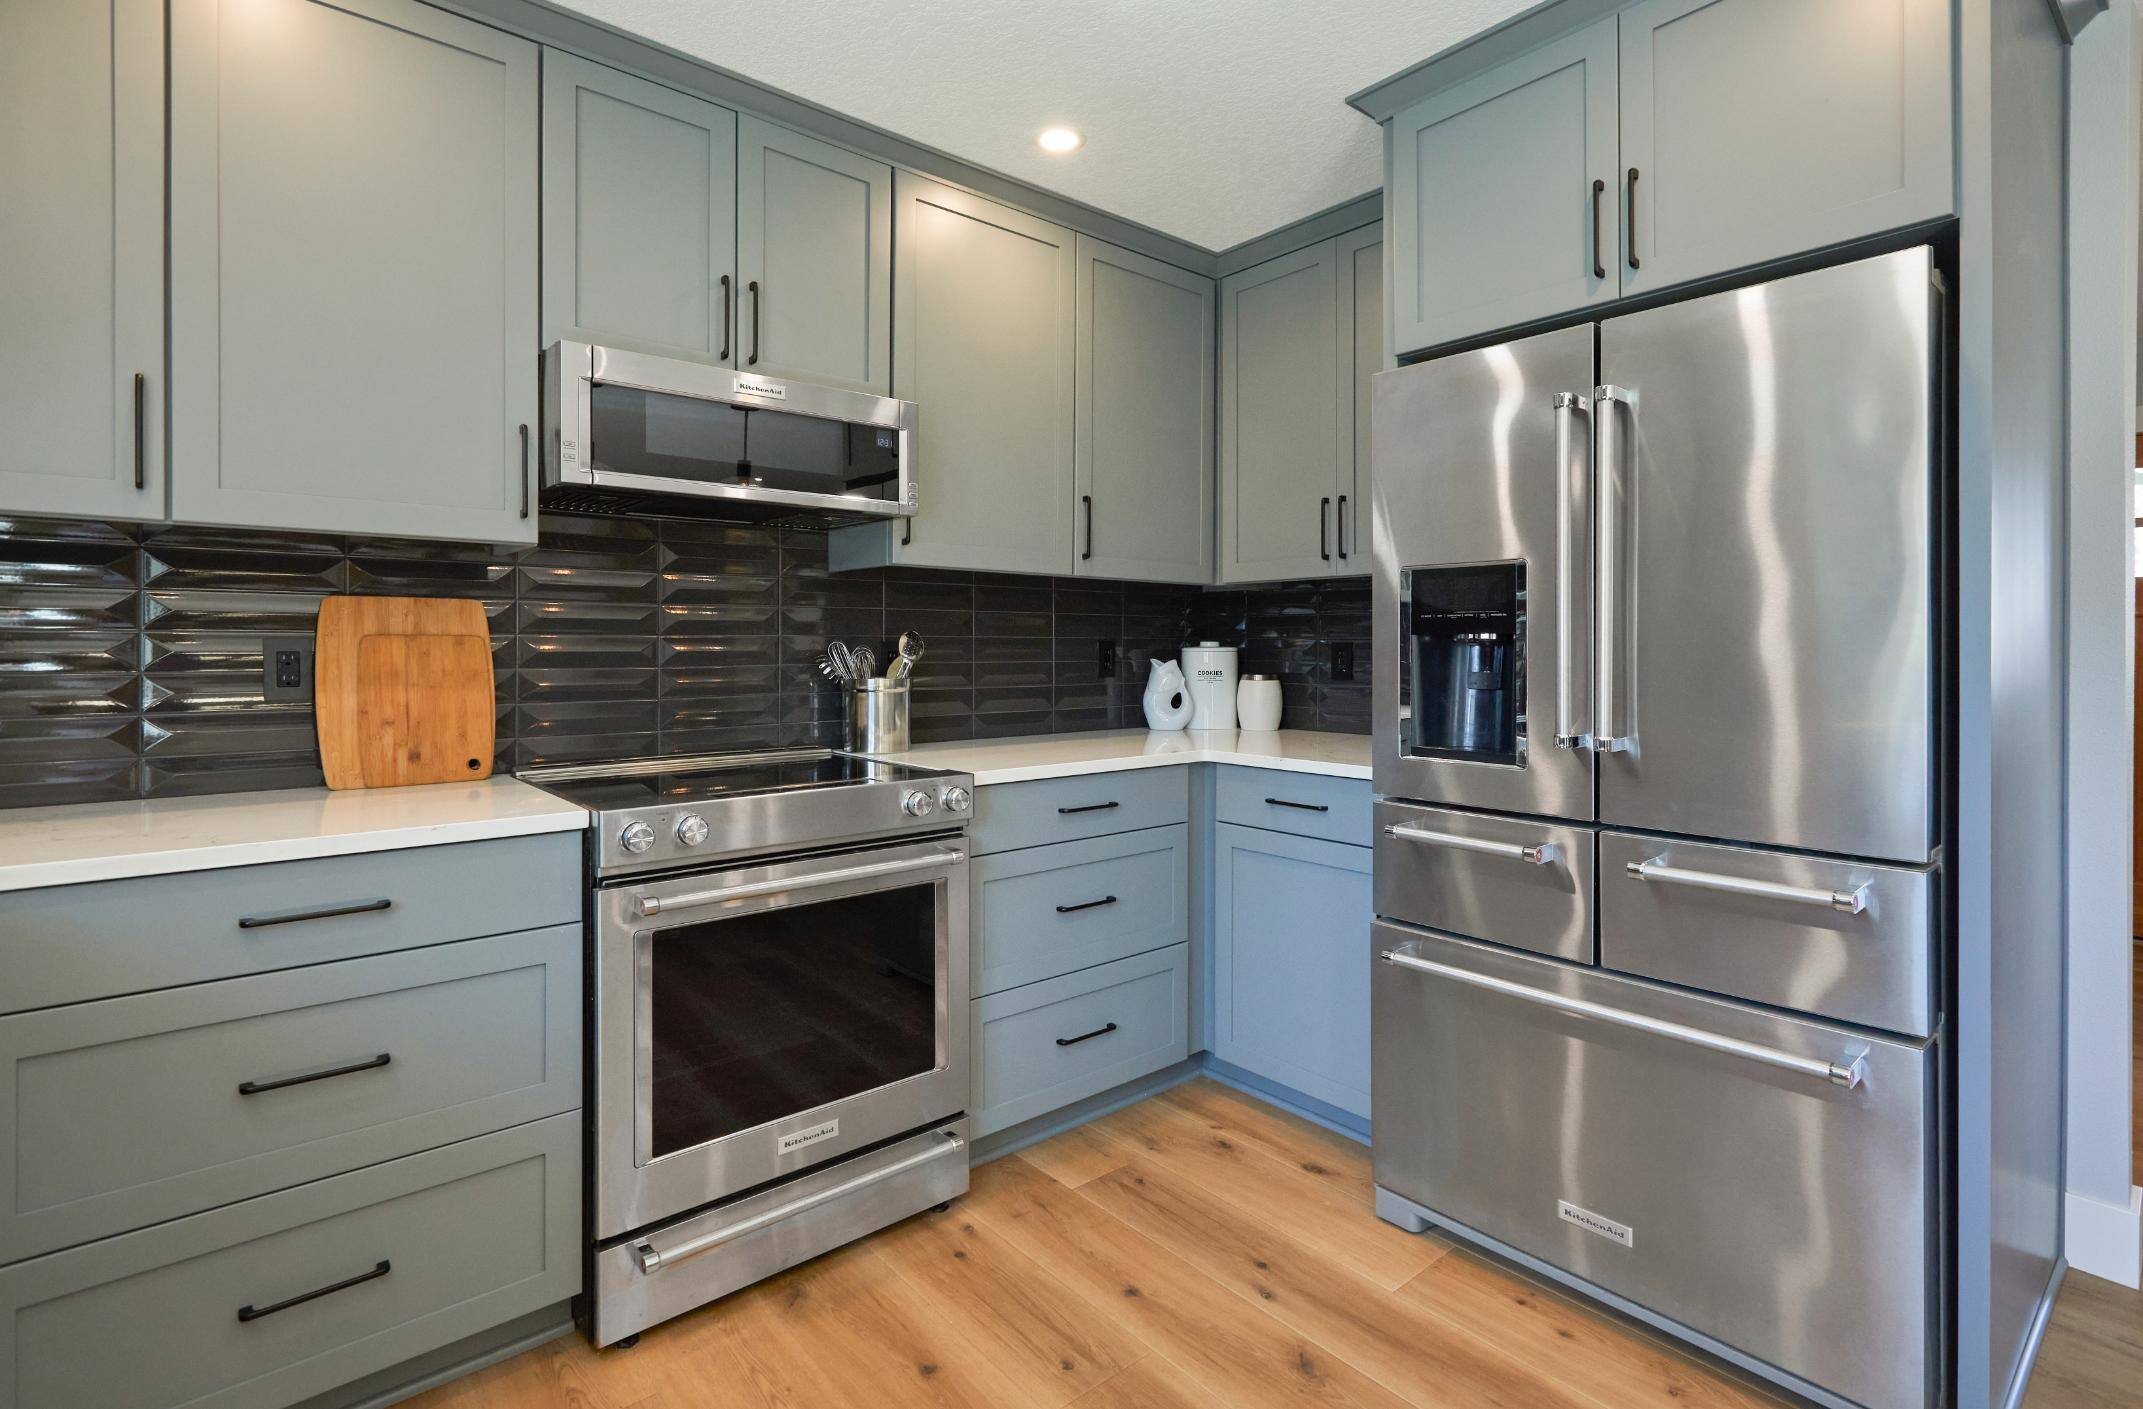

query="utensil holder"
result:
[848,678,911,753]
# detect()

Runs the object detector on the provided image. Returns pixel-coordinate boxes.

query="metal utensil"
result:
[828,640,858,685]
[816,652,844,683]
[886,632,925,686]
[853,646,877,681]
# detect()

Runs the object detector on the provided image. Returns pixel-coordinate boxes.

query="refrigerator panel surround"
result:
[1372,322,1596,818]
[1595,247,1937,863]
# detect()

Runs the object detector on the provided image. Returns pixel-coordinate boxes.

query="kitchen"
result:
[0,1,2129,1408]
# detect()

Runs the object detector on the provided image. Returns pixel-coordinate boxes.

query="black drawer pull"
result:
[1056,1022,1119,1048]
[1055,895,1119,914]
[238,1260,391,1323]
[239,1052,392,1096]
[1057,801,1120,815]
[238,898,393,930]
[1264,797,1330,813]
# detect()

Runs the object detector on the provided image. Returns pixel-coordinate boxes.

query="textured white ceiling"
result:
[554,0,1536,252]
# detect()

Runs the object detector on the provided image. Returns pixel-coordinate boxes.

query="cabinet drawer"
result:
[971,945,1189,1136]
[1215,767,1372,845]
[1374,801,1595,963]
[971,768,1189,855]
[0,834,579,1015]
[1599,832,1935,1036]
[0,1113,579,1409]
[974,825,1189,995]
[0,927,580,1263]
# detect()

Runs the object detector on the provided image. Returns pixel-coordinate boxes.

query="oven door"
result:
[594,837,969,1240]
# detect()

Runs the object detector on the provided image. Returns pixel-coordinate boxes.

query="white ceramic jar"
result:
[1237,674,1282,731]
[1180,642,1239,730]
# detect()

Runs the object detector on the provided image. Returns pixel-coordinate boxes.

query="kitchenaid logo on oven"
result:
[1557,1199,1634,1248]
[778,1119,839,1155]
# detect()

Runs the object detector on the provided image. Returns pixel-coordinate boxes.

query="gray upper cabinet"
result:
[1334,224,1384,573]
[1617,0,1952,296]
[1074,237,1215,584]
[832,174,1075,575]
[737,115,893,394]
[1219,241,1339,584]
[0,0,165,523]
[1387,18,1618,357]
[169,0,540,544]
[541,52,737,362]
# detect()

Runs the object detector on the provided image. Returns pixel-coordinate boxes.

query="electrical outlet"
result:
[1097,639,1118,679]
[1331,642,1356,682]
[262,636,314,702]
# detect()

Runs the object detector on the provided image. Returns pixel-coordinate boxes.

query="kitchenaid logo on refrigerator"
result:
[1557,1200,1634,1248]
[778,1120,839,1154]
[734,374,788,401]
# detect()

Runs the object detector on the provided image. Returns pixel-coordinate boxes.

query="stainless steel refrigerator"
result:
[1369,246,1944,1409]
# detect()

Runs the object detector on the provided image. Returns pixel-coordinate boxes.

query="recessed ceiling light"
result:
[1037,127,1084,154]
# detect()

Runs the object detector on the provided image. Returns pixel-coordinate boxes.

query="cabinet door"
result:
[1212,823,1373,1118]
[541,52,737,362]
[1074,237,1214,584]
[1333,223,1383,575]
[0,0,164,522]
[1218,241,1339,584]
[880,174,1076,574]
[1618,0,1952,296]
[170,0,540,545]
[1387,18,1618,356]
[736,116,891,394]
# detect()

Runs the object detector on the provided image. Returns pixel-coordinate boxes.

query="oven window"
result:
[646,881,939,1159]
[589,383,901,504]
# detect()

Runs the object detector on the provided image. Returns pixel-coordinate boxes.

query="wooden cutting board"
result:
[315,596,496,790]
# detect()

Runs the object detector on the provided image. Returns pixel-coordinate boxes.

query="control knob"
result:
[618,820,657,855]
[941,785,972,814]
[675,813,709,847]
[901,789,936,818]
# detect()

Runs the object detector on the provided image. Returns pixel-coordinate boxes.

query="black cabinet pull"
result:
[238,898,393,930]
[1057,801,1120,815]
[719,274,732,360]
[1055,895,1118,914]
[1056,1022,1118,1048]
[1081,495,1093,560]
[748,280,762,365]
[132,372,147,490]
[1626,167,1640,270]
[239,1052,392,1096]
[238,1260,391,1323]
[1264,797,1330,813]
[518,423,531,519]
[1336,494,1348,559]
[1591,178,1606,279]
[1320,497,1332,562]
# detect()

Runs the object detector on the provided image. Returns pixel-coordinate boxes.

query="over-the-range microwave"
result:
[541,341,918,526]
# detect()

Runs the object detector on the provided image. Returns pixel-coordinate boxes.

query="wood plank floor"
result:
[405,1078,2143,1409]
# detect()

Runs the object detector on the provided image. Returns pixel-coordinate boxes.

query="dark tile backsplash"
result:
[0,511,1371,810]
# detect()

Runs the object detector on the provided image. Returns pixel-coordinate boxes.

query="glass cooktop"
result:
[518,749,941,812]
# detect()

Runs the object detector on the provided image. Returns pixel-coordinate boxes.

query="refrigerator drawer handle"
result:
[1552,390,1592,749]
[1383,823,1558,866]
[634,1131,965,1275]
[1380,947,1868,1089]
[1627,857,1871,915]
[637,849,963,918]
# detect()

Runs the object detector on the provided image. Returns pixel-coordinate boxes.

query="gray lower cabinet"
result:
[972,946,1191,1136]
[973,825,1191,996]
[1074,237,1215,584]
[831,174,1076,575]
[1616,0,1952,297]
[541,51,737,362]
[0,0,165,522]
[168,0,540,544]
[970,768,1191,855]
[0,1113,579,1409]
[1211,822,1373,1119]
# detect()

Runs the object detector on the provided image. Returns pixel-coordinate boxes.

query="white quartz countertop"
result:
[865,728,1371,786]
[0,777,588,894]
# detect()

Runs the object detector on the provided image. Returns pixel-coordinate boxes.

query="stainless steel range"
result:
[519,749,975,1346]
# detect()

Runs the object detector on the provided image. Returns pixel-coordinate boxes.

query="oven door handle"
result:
[635,1131,966,1275]
[636,848,964,918]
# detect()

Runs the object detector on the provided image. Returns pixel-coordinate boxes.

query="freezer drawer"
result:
[1372,925,1934,1409]
[1600,832,1935,1035]
[1374,801,1594,963]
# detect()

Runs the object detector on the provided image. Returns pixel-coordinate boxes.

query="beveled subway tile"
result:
[518,564,658,601]
[0,539,139,591]
[664,723,788,756]
[515,730,658,768]
[972,659,1052,690]
[908,688,975,720]
[665,696,780,733]
[886,606,972,641]
[518,668,660,705]
[516,699,658,739]
[0,758,140,810]
[884,577,973,613]
[144,752,326,798]
[1052,579,1122,614]
[972,710,1051,740]
[0,587,141,633]
[974,610,1051,640]
[1052,706,1113,733]
[347,556,516,599]
[0,716,138,762]
[143,546,346,594]
[140,522,343,555]
[909,714,977,745]
[969,576,1052,612]
[517,633,659,671]
[140,708,315,758]
[0,674,138,721]
[517,598,661,636]
[659,519,780,556]
[780,570,883,610]
[661,601,782,637]
[660,565,779,606]
[975,684,1051,715]
[778,604,884,641]
[0,516,136,544]
[521,520,660,571]
[0,630,138,675]
[142,589,328,635]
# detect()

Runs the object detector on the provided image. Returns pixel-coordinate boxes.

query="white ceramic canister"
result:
[1181,642,1239,730]
[1237,674,1282,731]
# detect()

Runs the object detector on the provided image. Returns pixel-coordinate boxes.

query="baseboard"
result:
[289,1303,575,1409]
[1198,1056,1371,1142]
[2063,1185,2143,1287]
[969,1057,1205,1164]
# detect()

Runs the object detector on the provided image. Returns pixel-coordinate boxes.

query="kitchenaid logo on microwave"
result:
[1557,1199,1634,1248]
[778,1119,839,1155]
[734,374,788,401]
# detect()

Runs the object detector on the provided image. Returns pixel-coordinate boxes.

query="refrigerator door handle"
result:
[1593,384,1638,753]
[1380,945,1869,1089]
[1553,391,1593,749]
[1626,856,1873,915]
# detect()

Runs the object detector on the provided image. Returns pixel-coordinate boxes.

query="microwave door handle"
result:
[636,848,963,918]
[1552,391,1592,750]
[1594,384,1637,752]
